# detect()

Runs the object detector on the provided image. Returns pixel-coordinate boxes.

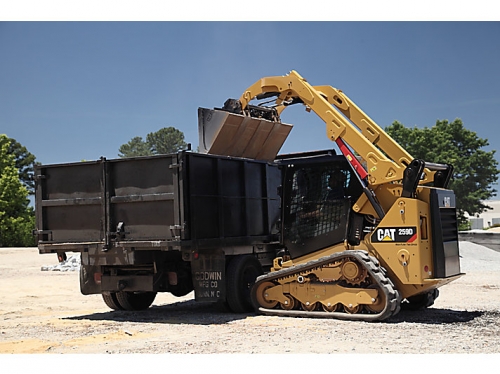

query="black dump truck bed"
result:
[35,151,281,254]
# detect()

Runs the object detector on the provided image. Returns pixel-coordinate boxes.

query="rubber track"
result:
[252,250,402,321]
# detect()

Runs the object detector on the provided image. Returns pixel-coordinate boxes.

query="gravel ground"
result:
[1,242,499,370]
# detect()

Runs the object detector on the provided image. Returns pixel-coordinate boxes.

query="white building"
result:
[465,200,500,229]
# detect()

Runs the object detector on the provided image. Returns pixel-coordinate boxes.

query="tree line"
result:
[385,119,498,226]
[0,135,36,247]
[118,127,188,157]
[1,119,498,246]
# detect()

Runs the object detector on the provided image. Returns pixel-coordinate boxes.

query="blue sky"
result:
[1,20,499,195]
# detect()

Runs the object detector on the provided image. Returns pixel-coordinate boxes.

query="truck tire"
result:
[170,270,194,297]
[102,292,124,310]
[226,255,263,313]
[115,291,157,311]
[170,283,193,297]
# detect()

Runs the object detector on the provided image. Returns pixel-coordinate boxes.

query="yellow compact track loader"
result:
[200,70,464,321]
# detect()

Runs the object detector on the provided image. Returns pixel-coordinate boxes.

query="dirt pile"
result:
[41,255,81,272]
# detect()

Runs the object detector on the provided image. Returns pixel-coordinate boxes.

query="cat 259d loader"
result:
[205,70,464,321]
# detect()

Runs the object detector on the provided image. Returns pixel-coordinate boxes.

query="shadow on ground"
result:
[65,299,495,326]
[388,308,486,324]
[65,299,251,325]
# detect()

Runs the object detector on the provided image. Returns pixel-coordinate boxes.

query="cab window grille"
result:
[287,167,349,242]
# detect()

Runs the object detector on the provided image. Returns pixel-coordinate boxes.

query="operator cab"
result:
[276,149,364,259]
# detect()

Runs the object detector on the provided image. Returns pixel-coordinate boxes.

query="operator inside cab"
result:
[325,170,347,200]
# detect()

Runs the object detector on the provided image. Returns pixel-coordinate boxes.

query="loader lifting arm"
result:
[237,70,452,192]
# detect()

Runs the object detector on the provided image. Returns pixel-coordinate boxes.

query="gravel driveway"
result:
[1,242,499,366]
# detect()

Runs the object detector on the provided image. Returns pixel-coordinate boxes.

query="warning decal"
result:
[372,227,418,243]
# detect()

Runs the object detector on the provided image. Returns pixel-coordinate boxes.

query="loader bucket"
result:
[198,108,293,162]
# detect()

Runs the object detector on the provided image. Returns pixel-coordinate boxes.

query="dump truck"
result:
[35,70,464,321]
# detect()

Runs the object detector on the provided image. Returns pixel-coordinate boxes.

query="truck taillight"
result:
[57,252,67,263]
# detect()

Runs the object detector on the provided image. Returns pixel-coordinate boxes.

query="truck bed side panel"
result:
[36,160,104,243]
[183,153,280,245]
[107,156,178,241]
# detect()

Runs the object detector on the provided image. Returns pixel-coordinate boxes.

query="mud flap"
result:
[80,264,101,295]
[191,250,226,302]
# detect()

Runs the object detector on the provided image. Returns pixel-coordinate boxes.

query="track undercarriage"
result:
[251,250,402,321]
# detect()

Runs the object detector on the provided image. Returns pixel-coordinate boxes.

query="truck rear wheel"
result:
[115,291,157,311]
[102,292,124,310]
[170,270,194,297]
[226,255,263,313]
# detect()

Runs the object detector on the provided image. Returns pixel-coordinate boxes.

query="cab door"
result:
[281,162,351,259]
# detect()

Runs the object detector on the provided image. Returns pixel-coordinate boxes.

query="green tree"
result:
[146,127,187,155]
[118,127,188,158]
[385,119,499,226]
[0,134,35,247]
[5,137,37,194]
[118,136,153,158]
